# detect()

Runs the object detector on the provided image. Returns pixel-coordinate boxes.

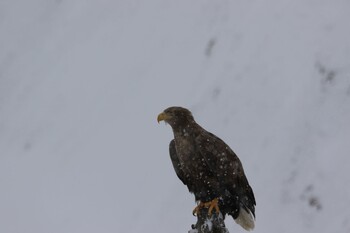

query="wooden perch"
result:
[189,207,229,233]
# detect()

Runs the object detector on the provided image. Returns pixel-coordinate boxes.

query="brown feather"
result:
[159,106,256,230]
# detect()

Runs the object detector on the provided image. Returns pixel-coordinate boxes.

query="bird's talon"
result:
[193,198,220,217]
[204,198,220,216]
[192,202,204,216]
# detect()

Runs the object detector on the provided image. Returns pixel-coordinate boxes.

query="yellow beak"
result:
[157,112,171,123]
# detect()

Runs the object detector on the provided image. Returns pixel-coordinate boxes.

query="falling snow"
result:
[0,1,349,233]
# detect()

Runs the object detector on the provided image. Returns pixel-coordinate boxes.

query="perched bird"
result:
[157,106,256,231]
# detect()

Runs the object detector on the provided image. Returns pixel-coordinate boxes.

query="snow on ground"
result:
[0,1,349,233]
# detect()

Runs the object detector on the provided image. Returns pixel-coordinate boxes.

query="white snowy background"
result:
[1,1,350,233]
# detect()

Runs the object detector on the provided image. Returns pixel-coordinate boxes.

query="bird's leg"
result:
[192,201,205,216]
[192,198,220,216]
[203,198,220,216]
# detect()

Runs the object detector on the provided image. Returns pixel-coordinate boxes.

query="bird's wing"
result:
[196,131,256,216]
[169,139,187,185]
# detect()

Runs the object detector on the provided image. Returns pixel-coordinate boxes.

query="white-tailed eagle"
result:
[157,106,256,231]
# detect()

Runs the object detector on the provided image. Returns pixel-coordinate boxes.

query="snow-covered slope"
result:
[1,1,349,233]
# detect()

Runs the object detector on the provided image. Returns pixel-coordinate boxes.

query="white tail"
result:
[234,207,255,231]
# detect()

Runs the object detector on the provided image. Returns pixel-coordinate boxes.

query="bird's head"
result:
[157,106,195,128]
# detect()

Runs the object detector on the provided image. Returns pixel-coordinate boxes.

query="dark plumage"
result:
[157,106,256,231]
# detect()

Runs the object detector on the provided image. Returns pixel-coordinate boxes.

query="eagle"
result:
[157,106,256,231]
